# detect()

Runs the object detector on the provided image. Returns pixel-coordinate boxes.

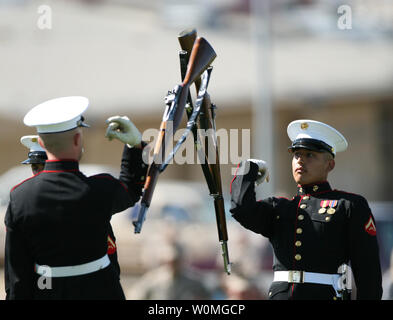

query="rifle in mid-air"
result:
[134,30,231,274]
[133,37,216,234]
[177,29,231,275]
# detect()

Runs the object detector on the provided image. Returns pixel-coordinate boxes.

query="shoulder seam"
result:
[11,173,41,192]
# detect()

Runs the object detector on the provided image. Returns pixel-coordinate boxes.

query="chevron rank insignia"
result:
[364,216,377,236]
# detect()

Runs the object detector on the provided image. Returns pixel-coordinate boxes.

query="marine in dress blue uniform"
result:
[4,97,147,299]
[230,120,382,300]
[19,135,124,280]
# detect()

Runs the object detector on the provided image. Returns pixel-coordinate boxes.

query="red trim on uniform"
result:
[45,159,78,163]
[118,180,129,191]
[292,195,303,269]
[11,172,43,192]
[42,169,79,173]
[230,163,241,194]
[288,196,304,299]
[289,195,305,299]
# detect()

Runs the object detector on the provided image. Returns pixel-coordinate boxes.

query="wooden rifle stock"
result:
[172,37,216,130]
[134,37,216,234]
[178,28,205,90]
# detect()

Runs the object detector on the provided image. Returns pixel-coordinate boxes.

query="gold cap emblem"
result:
[300,122,309,130]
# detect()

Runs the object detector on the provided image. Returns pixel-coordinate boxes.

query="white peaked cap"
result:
[23,96,89,134]
[20,135,45,152]
[287,120,348,156]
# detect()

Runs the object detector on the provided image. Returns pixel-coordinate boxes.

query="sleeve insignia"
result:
[364,216,377,236]
[107,235,117,255]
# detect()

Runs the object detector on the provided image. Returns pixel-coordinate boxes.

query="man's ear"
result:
[327,159,335,172]
[38,136,45,149]
[73,132,81,147]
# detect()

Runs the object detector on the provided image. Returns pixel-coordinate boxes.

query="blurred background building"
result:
[0,0,392,299]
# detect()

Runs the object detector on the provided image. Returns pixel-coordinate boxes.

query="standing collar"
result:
[297,181,332,196]
[43,159,80,172]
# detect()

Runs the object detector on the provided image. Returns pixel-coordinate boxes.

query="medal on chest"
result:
[319,200,338,214]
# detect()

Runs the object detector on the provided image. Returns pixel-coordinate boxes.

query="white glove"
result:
[248,159,270,185]
[105,115,142,148]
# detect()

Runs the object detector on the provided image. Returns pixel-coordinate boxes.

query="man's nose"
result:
[296,155,305,164]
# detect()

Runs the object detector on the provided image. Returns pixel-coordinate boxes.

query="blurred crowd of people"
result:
[125,238,268,300]
[120,218,271,300]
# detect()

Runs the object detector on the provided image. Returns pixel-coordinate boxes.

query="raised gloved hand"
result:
[248,159,270,185]
[105,115,142,148]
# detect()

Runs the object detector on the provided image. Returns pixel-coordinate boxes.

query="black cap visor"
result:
[21,151,48,164]
[288,138,334,157]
